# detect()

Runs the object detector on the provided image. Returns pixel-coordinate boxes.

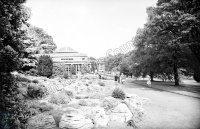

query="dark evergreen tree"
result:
[37,55,53,77]
[0,0,31,128]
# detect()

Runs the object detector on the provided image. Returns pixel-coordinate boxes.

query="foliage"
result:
[49,93,70,105]
[89,57,97,72]
[25,25,57,54]
[78,100,88,106]
[126,0,200,85]
[80,64,90,74]
[193,69,200,82]
[27,83,47,99]
[28,68,38,76]
[37,55,53,77]
[104,54,124,71]
[63,72,69,79]
[28,101,53,116]
[0,0,32,128]
[59,90,73,97]
[98,81,105,86]
[70,65,76,75]
[32,79,39,83]
[120,55,133,76]
[112,88,126,100]
[15,75,31,82]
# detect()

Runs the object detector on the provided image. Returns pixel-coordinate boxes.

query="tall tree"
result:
[0,0,31,128]
[144,0,200,85]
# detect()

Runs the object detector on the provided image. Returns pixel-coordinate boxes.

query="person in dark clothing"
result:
[98,74,101,79]
[114,73,118,85]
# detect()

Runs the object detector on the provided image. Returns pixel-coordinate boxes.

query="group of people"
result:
[114,73,126,85]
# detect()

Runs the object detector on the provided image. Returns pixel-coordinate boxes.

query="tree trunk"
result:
[173,62,179,86]
[150,71,154,81]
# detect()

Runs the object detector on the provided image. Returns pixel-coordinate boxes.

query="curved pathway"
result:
[121,79,200,129]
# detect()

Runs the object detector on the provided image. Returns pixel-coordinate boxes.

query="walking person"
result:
[147,75,151,87]
[114,73,118,86]
[120,73,126,84]
[118,73,121,83]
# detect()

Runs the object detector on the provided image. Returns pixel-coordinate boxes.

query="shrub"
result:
[50,110,65,127]
[70,65,76,75]
[27,83,47,99]
[112,88,126,100]
[16,76,31,82]
[90,102,98,107]
[63,72,69,79]
[98,81,105,86]
[17,87,28,96]
[28,101,53,114]
[101,76,107,80]
[37,55,53,77]
[60,90,73,97]
[32,79,39,83]
[78,100,88,106]
[29,108,40,116]
[29,68,38,76]
[49,93,70,104]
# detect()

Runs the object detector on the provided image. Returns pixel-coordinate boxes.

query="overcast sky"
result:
[25,0,157,58]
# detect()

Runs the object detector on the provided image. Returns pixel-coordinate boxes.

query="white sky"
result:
[25,0,157,58]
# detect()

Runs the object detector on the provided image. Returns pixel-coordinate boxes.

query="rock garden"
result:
[15,73,149,129]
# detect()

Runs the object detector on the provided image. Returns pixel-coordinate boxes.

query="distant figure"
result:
[98,73,101,79]
[120,73,126,84]
[114,73,118,85]
[77,71,81,79]
[118,73,120,83]
[147,76,151,87]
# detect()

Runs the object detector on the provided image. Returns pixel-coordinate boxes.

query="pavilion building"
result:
[49,47,91,75]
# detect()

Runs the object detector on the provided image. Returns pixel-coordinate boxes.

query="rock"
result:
[109,103,132,124]
[59,113,94,129]
[92,107,109,128]
[28,113,57,129]
[123,98,146,128]
[78,100,88,106]
[102,96,121,110]
[75,94,89,99]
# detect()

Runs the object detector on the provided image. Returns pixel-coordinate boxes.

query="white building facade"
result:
[49,47,91,74]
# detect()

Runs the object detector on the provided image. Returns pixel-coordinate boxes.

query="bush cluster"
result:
[27,83,47,99]
[28,101,53,116]
[32,79,39,83]
[49,93,70,104]
[112,88,126,100]
[25,68,38,76]
[60,90,73,97]
[98,81,105,86]
[63,72,69,79]
[15,75,31,82]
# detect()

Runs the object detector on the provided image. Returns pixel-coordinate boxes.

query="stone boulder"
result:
[102,96,121,110]
[91,107,109,128]
[59,113,94,129]
[108,103,132,124]
[28,113,57,129]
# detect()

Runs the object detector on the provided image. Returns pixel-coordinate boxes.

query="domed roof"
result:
[55,47,78,53]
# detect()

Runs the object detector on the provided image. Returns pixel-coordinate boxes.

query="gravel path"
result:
[121,80,200,129]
